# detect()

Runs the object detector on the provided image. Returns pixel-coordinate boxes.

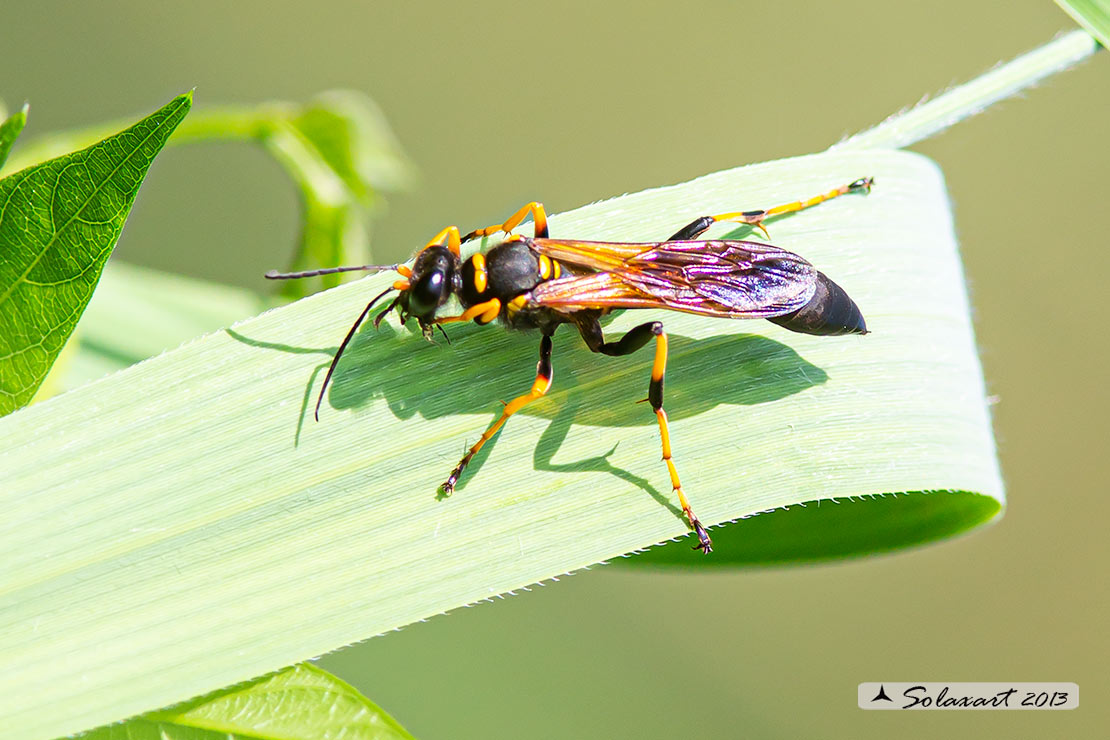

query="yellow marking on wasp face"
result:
[538,254,552,280]
[471,253,488,294]
[551,259,562,279]
[393,279,411,291]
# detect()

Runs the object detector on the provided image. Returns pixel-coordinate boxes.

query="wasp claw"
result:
[691,520,713,553]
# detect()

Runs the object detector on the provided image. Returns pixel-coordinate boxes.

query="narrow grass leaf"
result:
[0,149,1002,739]
[63,261,265,392]
[0,93,191,415]
[77,664,415,740]
[1056,0,1110,48]
[833,30,1099,151]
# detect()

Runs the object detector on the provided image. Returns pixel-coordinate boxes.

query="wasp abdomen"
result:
[768,271,866,336]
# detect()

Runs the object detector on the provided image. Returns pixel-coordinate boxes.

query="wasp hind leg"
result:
[665,176,874,241]
[578,319,713,553]
[441,333,555,495]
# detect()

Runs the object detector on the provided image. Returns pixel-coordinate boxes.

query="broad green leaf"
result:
[1056,0,1110,49]
[78,663,415,740]
[0,92,191,415]
[0,149,1002,739]
[0,103,28,169]
[0,92,411,299]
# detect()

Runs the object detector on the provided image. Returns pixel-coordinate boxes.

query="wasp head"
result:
[390,245,461,336]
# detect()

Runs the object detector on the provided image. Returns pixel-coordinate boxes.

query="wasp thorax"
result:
[403,246,460,320]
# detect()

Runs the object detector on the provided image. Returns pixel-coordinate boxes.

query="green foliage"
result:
[0,93,190,415]
[0,150,1005,739]
[1,91,412,299]
[3,20,1100,737]
[1056,0,1110,48]
[0,103,27,168]
[76,664,415,740]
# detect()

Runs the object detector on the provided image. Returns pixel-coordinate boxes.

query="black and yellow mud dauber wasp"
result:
[266,178,873,553]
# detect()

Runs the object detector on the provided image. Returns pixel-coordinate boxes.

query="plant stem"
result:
[833,29,1102,151]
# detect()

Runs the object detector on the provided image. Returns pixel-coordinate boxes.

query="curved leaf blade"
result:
[0,149,1002,739]
[77,664,415,740]
[0,92,191,415]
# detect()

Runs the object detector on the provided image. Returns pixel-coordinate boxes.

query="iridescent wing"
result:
[528,238,818,318]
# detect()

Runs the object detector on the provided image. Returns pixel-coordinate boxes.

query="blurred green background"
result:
[5,1,1108,737]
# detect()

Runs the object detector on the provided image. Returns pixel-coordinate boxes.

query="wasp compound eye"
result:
[405,246,458,319]
[407,270,448,316]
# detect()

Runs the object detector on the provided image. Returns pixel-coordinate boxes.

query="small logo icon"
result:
[871,685,893,702]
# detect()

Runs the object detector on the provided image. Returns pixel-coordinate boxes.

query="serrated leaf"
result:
[77,664,415,740]
[1056,0,1110,49]
[0,103,28,170]
[0,149,1003,740]
[0,92,191,415]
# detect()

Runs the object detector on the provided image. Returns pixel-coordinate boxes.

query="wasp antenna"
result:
[266,264,400,280]
[315,286,394,421]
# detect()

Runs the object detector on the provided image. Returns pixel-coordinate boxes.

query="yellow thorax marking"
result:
[471,253,488,294]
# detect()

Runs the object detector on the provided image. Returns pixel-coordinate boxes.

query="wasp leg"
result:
[463,201,549,242]
[578,319,713,553]
[441,333,555,495]
[423,225,463,257]
[665,176,873,241]
[435,297,502,326]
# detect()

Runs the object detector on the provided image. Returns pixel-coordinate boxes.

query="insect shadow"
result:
[231,315,827,517]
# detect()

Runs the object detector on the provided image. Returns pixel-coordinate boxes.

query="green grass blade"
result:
[77,664,415,740]
[0,149,1002,740]
[1056,0,1110,48]
[834,29,1100,151]
[0,103,28,170]
[0,93,191,415]
[63,261,265,392]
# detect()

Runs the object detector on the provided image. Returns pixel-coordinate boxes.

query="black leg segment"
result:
[577,319,713,552]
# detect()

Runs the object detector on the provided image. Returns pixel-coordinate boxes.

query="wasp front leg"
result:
[578,319,712,553]
[441,333,555,495]
[463,201,550,242]
[665,177,874,241]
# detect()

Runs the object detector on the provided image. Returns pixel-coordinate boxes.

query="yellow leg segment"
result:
[435,297,502,325]
[424,225,463,257]
[709,176,873,238]
[648,330,712,553]
[442,335,554,494]
[463,201,549,242]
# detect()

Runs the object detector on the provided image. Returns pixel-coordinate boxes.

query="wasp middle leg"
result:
[577,319,713,553]
[463,201,550,242]
[441,332,555,495]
